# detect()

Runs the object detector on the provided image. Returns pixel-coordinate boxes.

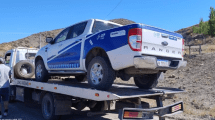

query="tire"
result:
[87,56,115,90]
[14,60,35,79]
[75,75,86,82]
[35,60,49,82]
[134,72,163,89]
[90,101,107,112]
[41,93,60,120]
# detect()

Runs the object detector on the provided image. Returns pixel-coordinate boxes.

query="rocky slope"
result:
[176,24,215,46]
[0,29,62,57]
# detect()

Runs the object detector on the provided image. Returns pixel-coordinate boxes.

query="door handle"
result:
[58,44,63,47]
[45,47,48,52]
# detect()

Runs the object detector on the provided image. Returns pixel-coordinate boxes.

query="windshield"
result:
[92,20,120,33]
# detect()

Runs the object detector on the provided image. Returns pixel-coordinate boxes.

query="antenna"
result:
[106,0,123,18]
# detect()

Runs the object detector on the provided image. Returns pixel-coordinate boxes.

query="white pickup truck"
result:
[35,19,187,90]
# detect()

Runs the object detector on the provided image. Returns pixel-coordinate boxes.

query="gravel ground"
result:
[115,53,215,120]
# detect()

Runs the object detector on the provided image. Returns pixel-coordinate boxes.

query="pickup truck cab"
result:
[35,19,187,90]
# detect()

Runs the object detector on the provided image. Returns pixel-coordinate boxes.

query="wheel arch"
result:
[85,47,112,70]
[35,55,44,66]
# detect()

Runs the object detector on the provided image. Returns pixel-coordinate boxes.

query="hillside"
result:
[176,24,215,46]
[0,18,135,57]
[0,29,63,57]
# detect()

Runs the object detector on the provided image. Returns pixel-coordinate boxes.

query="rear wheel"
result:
[41,93,60,120]
[87,56,115,90]
[35,60,49,82]
[134,72,163,89]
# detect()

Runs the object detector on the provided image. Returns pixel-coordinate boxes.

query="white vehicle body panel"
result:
[141,27,183,59]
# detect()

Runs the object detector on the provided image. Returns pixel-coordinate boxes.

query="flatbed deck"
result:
[14,79,184,101]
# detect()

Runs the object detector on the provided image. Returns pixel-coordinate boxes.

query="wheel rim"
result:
[36,64,42,78]
[43,99,51,117]
[20,64,32,76]
[21,68,28,75]
[90,63,103,85]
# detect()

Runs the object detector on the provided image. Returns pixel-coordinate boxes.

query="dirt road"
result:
[5,101,120,120]
[5,101,164,120]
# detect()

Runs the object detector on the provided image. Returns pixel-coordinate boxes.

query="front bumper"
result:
[133,56,187,70]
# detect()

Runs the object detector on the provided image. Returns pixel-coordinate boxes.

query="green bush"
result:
[192,19,209,35]
[192,7,215,36]
[209,7,215,36]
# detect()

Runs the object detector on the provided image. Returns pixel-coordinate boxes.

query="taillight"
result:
[128,28,142,51]
[182,39,185,57]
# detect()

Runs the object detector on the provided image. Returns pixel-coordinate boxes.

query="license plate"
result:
[157,59,169,67]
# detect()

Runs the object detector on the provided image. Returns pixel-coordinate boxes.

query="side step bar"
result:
[49,70,85,74]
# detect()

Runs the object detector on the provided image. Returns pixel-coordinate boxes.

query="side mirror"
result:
[46,37,54,44]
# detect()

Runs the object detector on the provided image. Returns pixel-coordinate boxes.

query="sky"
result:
[0,0,214,44]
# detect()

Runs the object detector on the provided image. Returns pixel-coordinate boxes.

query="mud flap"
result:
[54,94,71,115]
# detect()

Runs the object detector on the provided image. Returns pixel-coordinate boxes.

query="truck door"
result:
[47,28,70,69]
[47,22,87,70]
[53,22,87,70]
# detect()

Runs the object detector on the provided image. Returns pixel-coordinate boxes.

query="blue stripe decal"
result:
[142,25,183,38]
[58,40,81,54]
[47,55,56,61]
[48,43,81,69]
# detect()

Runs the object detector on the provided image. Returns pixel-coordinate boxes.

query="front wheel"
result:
[35,60,49,82]
[134,72,163,89]
[87,56,115,90]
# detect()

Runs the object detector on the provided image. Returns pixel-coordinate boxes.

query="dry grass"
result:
[184,44,215,55]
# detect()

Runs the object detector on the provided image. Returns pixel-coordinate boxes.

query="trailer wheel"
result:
[90,101,107,112]
[87,56,115,90]
[134,72,163,89]
[42,93,60,120]
[35,60,49,82]
[75,75,86,82]
[14,60,35,79]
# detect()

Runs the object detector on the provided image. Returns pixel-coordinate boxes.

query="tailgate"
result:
[141,25,183,59]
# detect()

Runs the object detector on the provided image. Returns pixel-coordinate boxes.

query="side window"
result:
[68,22,87,39]
[5,53,11,65]
[54,28,70,43]
[92,21,120,33]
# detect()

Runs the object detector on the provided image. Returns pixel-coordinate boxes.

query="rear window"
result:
[92,21,120,33]
[25,53,36,60]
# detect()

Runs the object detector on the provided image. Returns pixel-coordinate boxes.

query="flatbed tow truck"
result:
[10,78,184,120]
[7,48,184,120]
